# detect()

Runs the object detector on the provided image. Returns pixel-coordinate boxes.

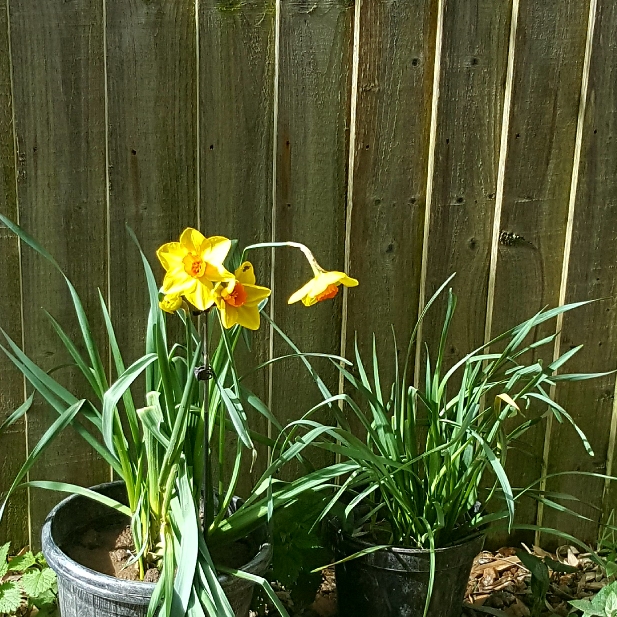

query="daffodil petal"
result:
[179,228,207,254]
[233,304,261,330]
[184,280,214,311]
[340,274,359,287]
[243,284,271,307]
[218,304,236,329]
[159,293,183,314]
[235,262,256,285]
[162,269,195,294]
[301,294,320,307]
[318,271,357,287]
[204,262,234,282]
[288,279,318,304]
[157,242,185,272]
[203,236,232,266]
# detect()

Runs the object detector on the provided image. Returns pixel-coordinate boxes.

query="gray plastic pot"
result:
[41,481,271,617]
[333,529,484,617]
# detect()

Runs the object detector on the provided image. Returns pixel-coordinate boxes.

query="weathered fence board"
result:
[486,0,591,542]
[545,0,617,543]
[271,0,354,477]
[343,0,436,405]
[417,0,511,378]
[0,0,28,549]
[106,0,198,369]
[199,0,275,492]
[8,0,110,541]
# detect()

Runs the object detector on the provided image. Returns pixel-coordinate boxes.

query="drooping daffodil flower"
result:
[288,269,358,307]
[157,228,233,311]
[213,262,271,330]
[159,292,183,314]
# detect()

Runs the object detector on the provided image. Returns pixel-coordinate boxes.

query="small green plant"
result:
[269,494,332,608]
[515,550,550,617]
[570,580,617,616]
[0,542,58,616]
[598,510,617,578]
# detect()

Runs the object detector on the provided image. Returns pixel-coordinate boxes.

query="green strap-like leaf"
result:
[0,393,34,434]
[102,353,158,457]
[0,401,87,521]
[22,481,131,518]
[44,311,103,399]
[169,471,199,616]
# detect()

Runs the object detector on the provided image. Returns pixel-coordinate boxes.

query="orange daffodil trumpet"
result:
[157,231,357,329]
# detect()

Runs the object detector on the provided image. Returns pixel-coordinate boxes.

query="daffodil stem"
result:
[242,241,322,276]
[202,315,214,533]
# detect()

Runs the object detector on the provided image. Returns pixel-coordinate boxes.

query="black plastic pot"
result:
[333,530,484,617]
[41,481,271,617]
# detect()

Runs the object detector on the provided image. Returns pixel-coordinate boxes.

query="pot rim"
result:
[42,480,271,602]
[333,521,485,556]
[332,525,485,574]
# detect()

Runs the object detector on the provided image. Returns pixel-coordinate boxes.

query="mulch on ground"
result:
[254,544,611,616]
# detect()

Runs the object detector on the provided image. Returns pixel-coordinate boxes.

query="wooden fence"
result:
[1,0,616,550]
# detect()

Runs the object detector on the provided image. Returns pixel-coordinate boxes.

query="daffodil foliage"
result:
[0,215,352,617]
[263,276,615,616]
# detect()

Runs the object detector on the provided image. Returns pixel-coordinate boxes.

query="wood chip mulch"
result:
[463,544,609,616]
[256,544,613,616]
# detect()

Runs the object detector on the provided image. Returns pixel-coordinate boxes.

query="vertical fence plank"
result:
[0,0,27,548]
[200,0,275,493]
[543,0,617,543]
[487,0,590,542]
[417,0,511,375]
[106,0,197,368]
[343,0,436,401]
[272,0,354,477]
[9,0,109,542]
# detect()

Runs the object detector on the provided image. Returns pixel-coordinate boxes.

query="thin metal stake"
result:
[196,312,214,533]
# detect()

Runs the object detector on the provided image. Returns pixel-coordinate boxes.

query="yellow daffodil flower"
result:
[156,228,233,311]
[159,293,183,314]
[213,262,271,330]
[288,270,358,307]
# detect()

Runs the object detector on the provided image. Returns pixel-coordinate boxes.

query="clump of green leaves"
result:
[598,510,617,578]
[269,495,332,608]
[515,550,550,617]
[0,542,58,616]
[511,550,579,617]
[570,580,617,616]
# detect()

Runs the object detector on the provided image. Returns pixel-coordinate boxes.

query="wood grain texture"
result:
[418,0,511,376]
[488,0,590,542]
[200,0,275,494]
[343,0,437,406]
[0,0,28,548]
[272,0,354,478]
[9,0,110,544]
[106,0,198,371]
[542,0,617,544]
